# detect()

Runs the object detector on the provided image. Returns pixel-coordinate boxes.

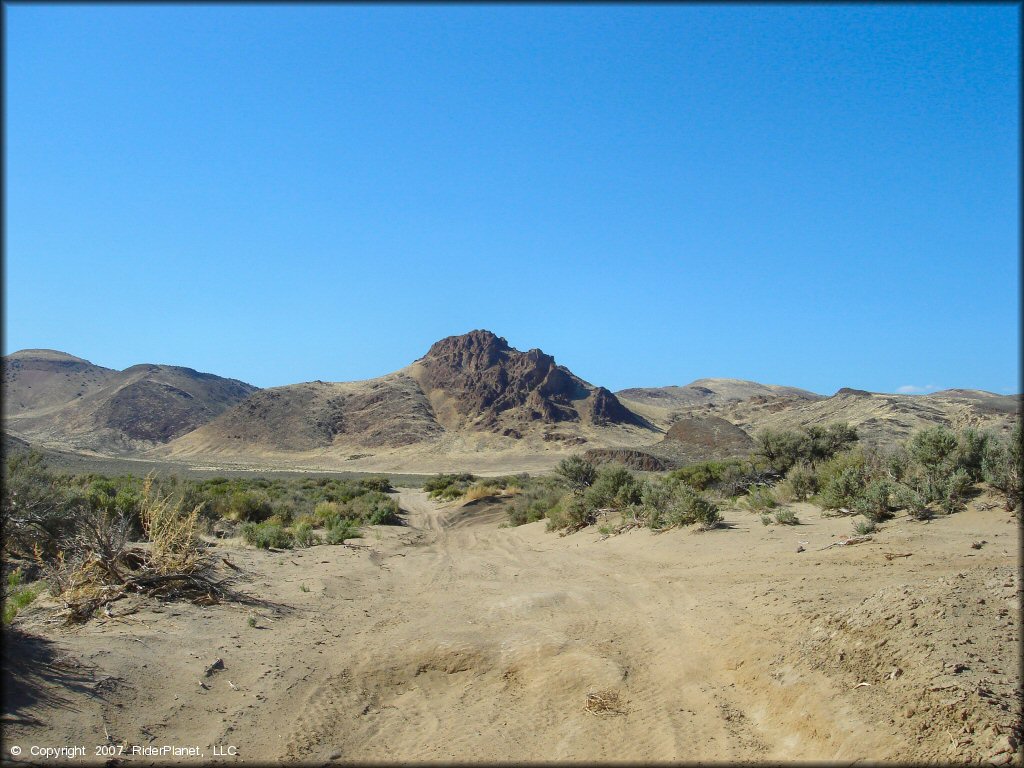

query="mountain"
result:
[2,352,258,453]
[726,388,1020,445]
[2,349,119,416]
[161,331,655,471]
[4,339,1017,474]
[617,379,822,431]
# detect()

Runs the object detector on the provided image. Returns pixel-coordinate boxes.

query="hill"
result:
[161,331,656,471]
[2,352,258,454]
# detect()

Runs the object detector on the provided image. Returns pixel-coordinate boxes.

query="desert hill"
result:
[161,331,655,470]
[3,338,1018,473]
[618,377,822,409]
[2,349,119,416]
[2,352,258,454]
[631,386,1019,448]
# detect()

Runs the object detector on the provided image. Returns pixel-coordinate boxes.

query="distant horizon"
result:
[5,6,1019,398]
[4,334,1019,398]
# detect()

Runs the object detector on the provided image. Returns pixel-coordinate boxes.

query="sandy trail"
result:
[3,490,1020,764]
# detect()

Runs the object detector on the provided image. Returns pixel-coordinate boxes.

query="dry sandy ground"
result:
[3,491,1021,765]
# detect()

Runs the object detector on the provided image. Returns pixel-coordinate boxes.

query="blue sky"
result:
[4,4,1019,395]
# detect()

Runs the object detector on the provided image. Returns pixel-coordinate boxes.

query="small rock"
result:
[796,545,805,553]
[988,752,1011,766]
[204,658,225,677]
[992,735,1015,754]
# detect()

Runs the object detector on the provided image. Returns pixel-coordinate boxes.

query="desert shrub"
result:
[669,459,748,492]
[773,508,799,525]
[464,483,501,501]
[715,462,776,497]
[982,424,1022,512]
[314,501,342,526]
[891,482,930,520]
[666,483,722,530]
[778,462,817,502]
[955,429,990,482]
[292,521,320,548]
[226,490,274,523]
[584,466,642,511]
[745,485,778,511]
[939,468,972,514]
[907,426,960,502]
[755,423,858,474]
[423,473,475,499]
[852,478,894,522]
[358,476,394,493]
[348,491,401,525]
[760,514,772,526]
[139,478,208,572]
[241,522,293,550]
[1,450,81,557]
[562,496,594,530]
[639,478,720,530]
[2,569,41,625]
[853,518,877,535]
[325,518,362,544]
[508,481,564,526]
[818,466,865,512]
[555,456,597,495]
[754,428,807,474]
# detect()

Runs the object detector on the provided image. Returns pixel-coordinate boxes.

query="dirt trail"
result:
[3,491,1020,764]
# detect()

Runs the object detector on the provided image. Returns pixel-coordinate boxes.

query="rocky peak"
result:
[414,331,641,430]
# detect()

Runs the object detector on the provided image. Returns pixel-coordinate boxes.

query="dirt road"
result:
[4,490,1020,764]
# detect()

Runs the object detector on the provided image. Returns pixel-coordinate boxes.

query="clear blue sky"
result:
[5,4,1019,395]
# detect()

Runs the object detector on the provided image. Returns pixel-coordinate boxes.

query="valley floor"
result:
[3,491,1021,764]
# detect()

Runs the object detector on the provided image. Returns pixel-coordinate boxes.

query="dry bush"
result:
[463,484,500,501]
[39,476,237,622]
[139,477,205,575]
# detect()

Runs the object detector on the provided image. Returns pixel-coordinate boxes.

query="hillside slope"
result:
[161,331,657,472]
[3,353,258,453]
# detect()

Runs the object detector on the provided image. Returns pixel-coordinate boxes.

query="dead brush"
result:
[584,689,627,716]
[38,476,241,622]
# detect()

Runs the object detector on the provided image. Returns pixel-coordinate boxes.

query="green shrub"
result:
[669,459,748,492]
[640,479,721,530]
[423,473,475,499]
[745,485,778,511]
[780,463,817,502]
[325,518,362,544]
[773,508,799,525]
[754,423,858,474]
[314,501,342,522]
[853,479,894,522]
[347,491,400,525]
[555,456,597,495]
[293,522,320,548]
[982,424,1022,512]
[228,490,274,522]
[907,426,960,502]
[853,518,877,535]
[2,569,41,625]
[358,476,394,493]
[892,482,930,520]
[940,468,972,514]
[241,522,293,549]
[955,429,990,482]
[585,466,642,510]
[508,482,564,526]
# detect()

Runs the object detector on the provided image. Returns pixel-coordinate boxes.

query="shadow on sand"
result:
[2,626,99,726]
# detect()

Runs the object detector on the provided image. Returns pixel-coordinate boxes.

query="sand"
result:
[3,490,1021,764]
